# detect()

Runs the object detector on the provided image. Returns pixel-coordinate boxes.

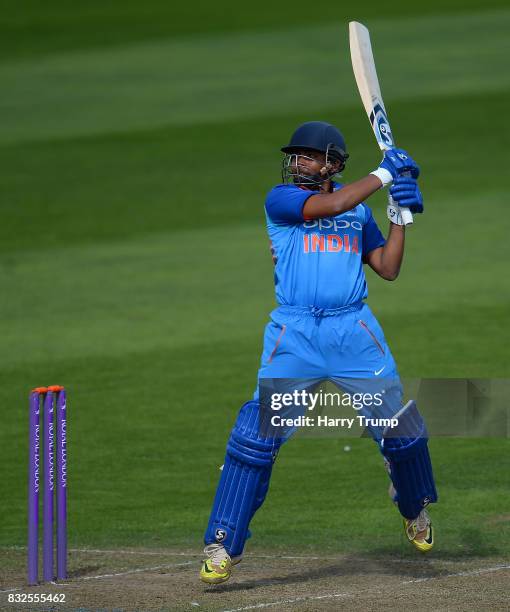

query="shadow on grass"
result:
[205,554,452,594]
[365,526,504,560]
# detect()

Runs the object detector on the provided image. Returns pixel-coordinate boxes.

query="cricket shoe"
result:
[200,544,242,584]
[403,508,434,552]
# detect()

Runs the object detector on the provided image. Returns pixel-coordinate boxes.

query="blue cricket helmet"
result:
[281,121,349,188]
[281,121,348,164]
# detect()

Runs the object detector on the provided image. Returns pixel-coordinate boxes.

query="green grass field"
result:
[1,0,509,575]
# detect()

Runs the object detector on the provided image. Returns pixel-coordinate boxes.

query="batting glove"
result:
[371,148,420,186]
[390,177,424,214]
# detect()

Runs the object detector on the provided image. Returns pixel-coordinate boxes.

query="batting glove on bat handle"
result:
[390,177,424,214]
[388,174,417,225]
[398,171,414,225]
[374,148,420,181]
[372,166,415,225]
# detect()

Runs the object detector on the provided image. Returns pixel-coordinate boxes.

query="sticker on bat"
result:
[369,103,394,148]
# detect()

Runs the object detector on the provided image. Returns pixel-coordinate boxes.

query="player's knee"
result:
[227,401,279,467]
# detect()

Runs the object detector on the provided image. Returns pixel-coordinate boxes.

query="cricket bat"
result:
[349,21,413,225]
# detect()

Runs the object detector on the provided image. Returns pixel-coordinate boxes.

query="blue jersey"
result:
[265,183,385,309]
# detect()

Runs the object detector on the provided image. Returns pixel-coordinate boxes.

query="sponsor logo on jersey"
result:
[302,216,362,255]
[304,218,362,231]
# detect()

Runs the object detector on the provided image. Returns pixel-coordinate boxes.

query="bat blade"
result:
[349,21,394,151]
[349,21,413,225]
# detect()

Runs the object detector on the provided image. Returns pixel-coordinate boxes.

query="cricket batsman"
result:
[200,121,437,584]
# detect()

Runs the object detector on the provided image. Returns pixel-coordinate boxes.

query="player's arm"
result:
[366,176,424,281]
[303,174,381,219]
[303,147,419,220]
[365,224,405,281]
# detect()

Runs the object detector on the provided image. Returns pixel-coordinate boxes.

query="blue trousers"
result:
[256,301,399,383]
[205,302,407,556]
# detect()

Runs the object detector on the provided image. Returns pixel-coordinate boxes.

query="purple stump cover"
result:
[28,391,42,585]
[43,391,55,582]
[56,388,67,579]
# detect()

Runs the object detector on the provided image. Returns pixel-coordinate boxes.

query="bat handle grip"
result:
[384,148,414,225]
[400,170,414,226]
[401,207,413,226]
